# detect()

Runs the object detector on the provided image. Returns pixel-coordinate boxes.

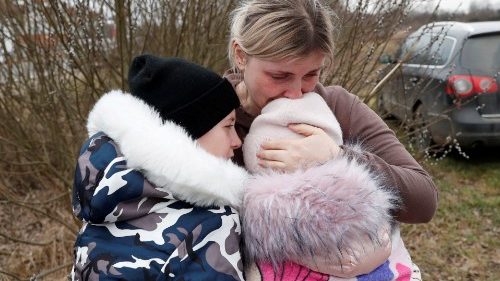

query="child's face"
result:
[197,110,241,159]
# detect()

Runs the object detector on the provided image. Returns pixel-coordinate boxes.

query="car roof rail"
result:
[421,21,475,33]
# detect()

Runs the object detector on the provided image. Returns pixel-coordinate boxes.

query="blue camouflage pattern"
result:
[71,132,244,280]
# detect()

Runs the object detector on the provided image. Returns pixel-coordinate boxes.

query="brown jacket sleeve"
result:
[318,84,438,224]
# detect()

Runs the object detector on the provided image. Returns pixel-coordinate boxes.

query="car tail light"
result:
[446,75,498,98]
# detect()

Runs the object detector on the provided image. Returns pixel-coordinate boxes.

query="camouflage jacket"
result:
[71,91,249,281]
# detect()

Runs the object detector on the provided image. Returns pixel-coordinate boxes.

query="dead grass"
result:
[402,149,500,281]
[1,150,498,280]
[0,186,77,280]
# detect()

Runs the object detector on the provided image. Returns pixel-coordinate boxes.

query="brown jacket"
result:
[227,74,438,224]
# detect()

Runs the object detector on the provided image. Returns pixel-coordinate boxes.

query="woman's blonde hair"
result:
[228,0,337,72]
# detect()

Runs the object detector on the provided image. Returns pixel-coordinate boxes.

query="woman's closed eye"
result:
[268,72,291,81]
[304,71,320,79]
[271,75,289,80]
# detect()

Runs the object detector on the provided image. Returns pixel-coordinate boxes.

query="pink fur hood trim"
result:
[242,151,398,268]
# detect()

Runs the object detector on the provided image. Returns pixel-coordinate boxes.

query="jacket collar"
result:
[87,90,249,208]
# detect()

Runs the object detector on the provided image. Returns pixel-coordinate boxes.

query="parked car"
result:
[378,21,500,150]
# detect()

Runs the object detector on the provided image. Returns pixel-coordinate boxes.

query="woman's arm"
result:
[299,226,392,278]
[323,85,438,223]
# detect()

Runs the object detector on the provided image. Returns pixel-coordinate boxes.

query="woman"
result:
[226,0,438,225]
[71,55,248,280]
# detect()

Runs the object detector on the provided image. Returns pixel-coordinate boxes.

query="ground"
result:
[0,150,498,280]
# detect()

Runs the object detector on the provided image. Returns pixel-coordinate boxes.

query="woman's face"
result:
[237,49,326,114]
[197,110,241,159]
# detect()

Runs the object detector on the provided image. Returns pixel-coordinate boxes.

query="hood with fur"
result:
[242,147,398,268]
[86,90,249,209]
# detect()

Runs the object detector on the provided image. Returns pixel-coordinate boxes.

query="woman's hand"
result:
[257,124,341,172]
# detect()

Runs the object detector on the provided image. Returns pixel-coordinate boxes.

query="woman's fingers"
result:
[260,123,323,150]
[257,142,300,172]
[257,159,287,170]
[257,147,294,162]
[260,139,289,150]
[288,123,322,137]
[258,123,340,172]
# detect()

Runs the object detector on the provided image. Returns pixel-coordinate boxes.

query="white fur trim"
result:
[87,90,249,208]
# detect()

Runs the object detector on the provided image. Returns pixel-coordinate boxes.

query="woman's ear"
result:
[232,41,246,71]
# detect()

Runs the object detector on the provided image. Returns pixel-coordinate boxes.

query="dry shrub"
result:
[0,0,237,278]
[0,0,438,279]
[325,0,415,96]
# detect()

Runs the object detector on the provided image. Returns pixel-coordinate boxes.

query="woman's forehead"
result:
[252,53,326,70]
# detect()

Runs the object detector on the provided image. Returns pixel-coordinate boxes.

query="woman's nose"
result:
[283,80,304,99]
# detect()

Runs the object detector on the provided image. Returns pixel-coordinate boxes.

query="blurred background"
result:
[0,0,498,280]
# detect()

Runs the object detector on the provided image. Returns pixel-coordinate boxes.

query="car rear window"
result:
[426,36,455,65]
[461,34,500,70]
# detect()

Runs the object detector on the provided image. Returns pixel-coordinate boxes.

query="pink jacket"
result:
[242,146,416,279]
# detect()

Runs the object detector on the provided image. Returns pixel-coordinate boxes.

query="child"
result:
[241,92,421,280]
[71,55,249,280]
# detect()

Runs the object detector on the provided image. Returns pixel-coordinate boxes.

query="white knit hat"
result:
[243,92,343,174]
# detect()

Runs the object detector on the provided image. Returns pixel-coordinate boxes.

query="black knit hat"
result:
[128,54,240,139]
